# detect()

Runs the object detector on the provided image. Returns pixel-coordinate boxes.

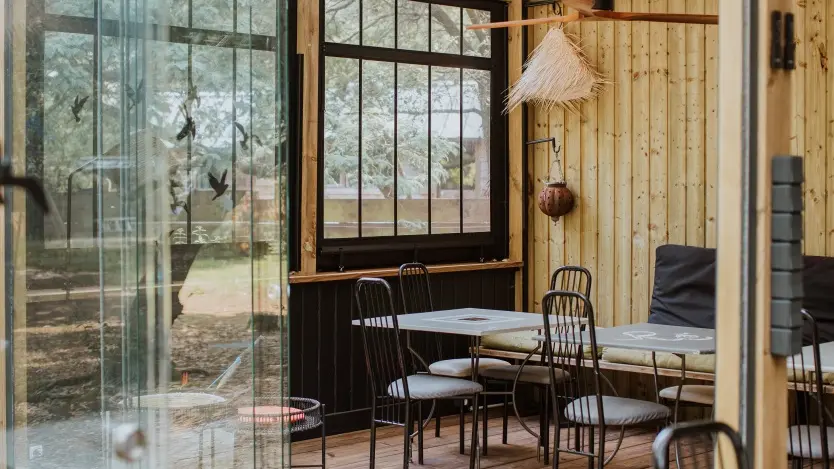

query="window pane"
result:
[430,66,461,234]
[361,61,395,236]
[190,45,235,243]
[193,0,235,32]
[463,69,490,233]
[463,9,492,58]
[323,57,360,238]
[397,64,429,235]
[325,0,360,45]
[430,5,461,55]
[363,0,395,48]
[44,32,95,247]
[397,0,428,51]
[237,0,278,36]
[47,0,93,18]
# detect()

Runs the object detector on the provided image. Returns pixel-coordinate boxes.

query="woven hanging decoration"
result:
[506,27,606,114]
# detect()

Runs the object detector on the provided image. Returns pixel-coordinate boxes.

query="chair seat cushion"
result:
[480,329,603,358]
[428,358,511,378]
[658,385,715,405]
[387,374,483,400]
[565,396,671,426]
[601,348,716,373]
[480,364,570,386]
[787,425,834,459]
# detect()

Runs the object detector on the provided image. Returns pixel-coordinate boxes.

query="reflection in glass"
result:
[430,5,461,55]
[323,57,360,239]
[462,69,491,233]
[324,0,360,45]
[397,0,428,52]
[396,64,429,235]
[430,67,461,234]
[9,0,290,467]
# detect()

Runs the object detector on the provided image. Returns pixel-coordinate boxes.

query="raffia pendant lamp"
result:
[506,26,606,114]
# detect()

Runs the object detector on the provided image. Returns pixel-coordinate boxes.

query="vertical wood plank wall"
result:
[524,0,834,322]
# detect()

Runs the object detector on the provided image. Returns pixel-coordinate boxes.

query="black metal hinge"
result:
[771,11,796,71]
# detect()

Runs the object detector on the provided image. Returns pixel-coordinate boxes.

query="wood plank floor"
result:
[292,410,671,468]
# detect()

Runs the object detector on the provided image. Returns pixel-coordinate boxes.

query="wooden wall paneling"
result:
[630,0,651,325]
[596,20,615,328]
[648,0,669,319]
[563,18,582,269]
[580,21,599,312]
[667,0,687,247]
[685,0,706,247]
[548,79,566,296]
[613,0,633,328]
[704,0,718,248]
[805,0,827,256]
[791,0,806,248]
[828,1,834,256]
[508,0,524,311]
[531,6,549,312]
[298,0,319,274]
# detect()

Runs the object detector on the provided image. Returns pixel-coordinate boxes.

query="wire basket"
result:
[234,396,323,435]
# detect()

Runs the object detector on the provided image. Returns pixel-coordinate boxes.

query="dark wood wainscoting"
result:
[289,267,518,438]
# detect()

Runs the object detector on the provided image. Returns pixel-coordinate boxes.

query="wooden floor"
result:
[292,410,668,469]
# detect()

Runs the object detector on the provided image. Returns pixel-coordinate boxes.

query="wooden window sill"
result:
[288,260,523,285]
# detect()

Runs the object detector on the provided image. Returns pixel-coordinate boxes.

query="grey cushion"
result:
[387,374,483,400]
[480,364,570,386]
[565,396,671,426]
[787,425,834,459]
[428,358,511,378]
[659,385,715,405]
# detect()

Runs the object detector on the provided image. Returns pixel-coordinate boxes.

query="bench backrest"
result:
[647,244,834,343]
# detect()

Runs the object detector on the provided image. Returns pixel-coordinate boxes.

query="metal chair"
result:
[652,420,746,469]
[786,309,831,468]
[542,290,671,469]
[398,262,510,451]
[355,277,482,469]
[479,265,593,463]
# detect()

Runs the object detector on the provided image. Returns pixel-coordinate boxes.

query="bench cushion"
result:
[601,348,716,374]
[480,330,603,358]
[481,364,569,386]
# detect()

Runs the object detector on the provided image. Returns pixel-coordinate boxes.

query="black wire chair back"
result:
[787,309,830,468]
[355,277,412,425]
[398,263,443,368]
[541,289,605,463]
[550,266,593,319]
[652,420,746,469]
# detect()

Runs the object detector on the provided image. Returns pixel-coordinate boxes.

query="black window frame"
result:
[315,0,509,272]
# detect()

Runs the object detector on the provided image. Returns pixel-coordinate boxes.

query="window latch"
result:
[338,248,345,272]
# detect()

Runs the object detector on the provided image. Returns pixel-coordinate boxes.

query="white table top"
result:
[533,322,716,355]
[790,341,834,373]
[351,307,587,337]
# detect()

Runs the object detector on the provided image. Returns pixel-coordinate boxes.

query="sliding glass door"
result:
[3,0,290,466]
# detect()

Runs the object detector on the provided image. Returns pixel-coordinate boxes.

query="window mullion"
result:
[358,58,363,238]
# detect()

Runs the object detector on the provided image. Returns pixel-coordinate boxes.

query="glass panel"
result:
[396,64,429,235]
[397,0,428,52]
[430,5,461,55]
[463,9,492,58]
[430,66,461,234]
[363,0,395,48]
[7,0,290,467]
[324,0,361,45]
[361,60,395,237]
[323,56,360,239]
[462,69,490,233]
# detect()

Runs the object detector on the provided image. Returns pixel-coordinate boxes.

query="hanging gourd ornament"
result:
[528,137,574,223]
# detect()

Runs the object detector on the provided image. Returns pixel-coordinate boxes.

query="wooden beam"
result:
[298,0,319,274]
[716,0,793,467]
[288,260,523,285]
[508,0,524,311]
